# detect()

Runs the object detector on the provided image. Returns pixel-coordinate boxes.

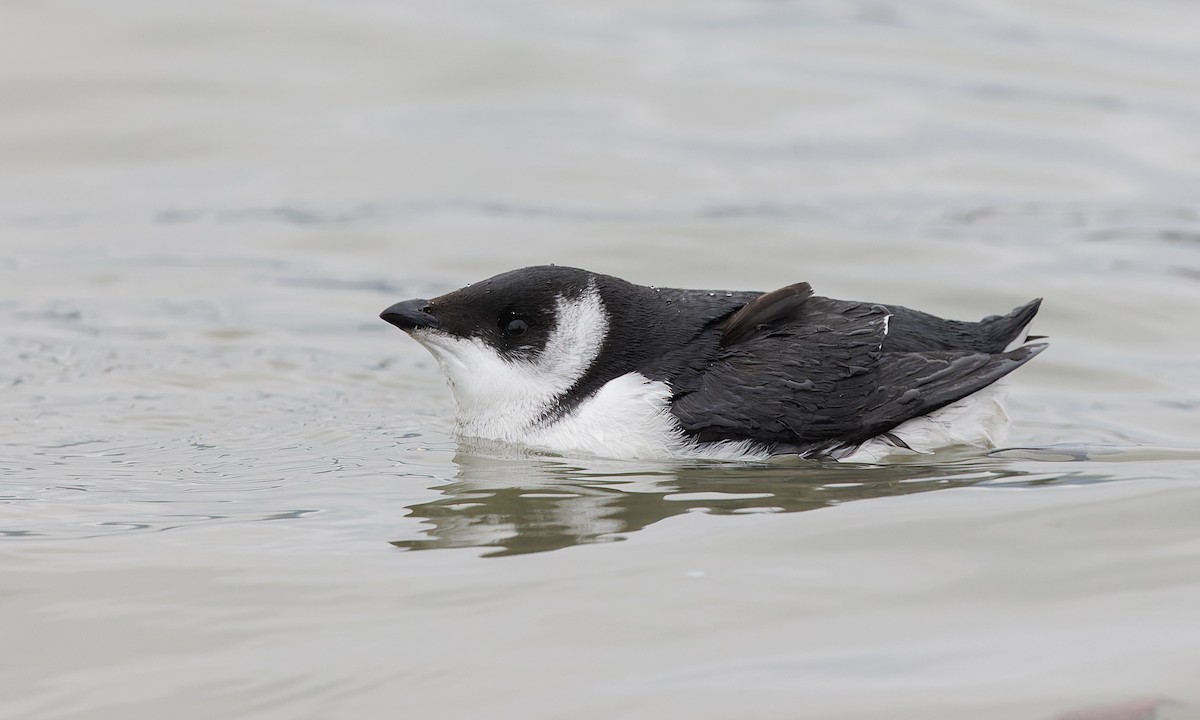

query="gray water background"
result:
[3,1,1200,718]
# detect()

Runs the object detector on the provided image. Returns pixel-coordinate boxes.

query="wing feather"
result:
[720,282,813,347]
[669,287,1046,455]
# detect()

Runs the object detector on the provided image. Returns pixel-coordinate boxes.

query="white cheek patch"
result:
[535,283,608,389]
[411,284,609,442]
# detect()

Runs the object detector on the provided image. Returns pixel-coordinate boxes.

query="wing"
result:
[669,291,1046,455]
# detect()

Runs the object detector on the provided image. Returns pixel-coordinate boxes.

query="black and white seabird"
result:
[380,266,1046,461]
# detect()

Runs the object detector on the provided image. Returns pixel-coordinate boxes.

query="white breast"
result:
[514,372,768,461]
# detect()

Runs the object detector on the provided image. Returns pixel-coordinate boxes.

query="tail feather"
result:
[981,298,1043,353]
[882,298,1045,355]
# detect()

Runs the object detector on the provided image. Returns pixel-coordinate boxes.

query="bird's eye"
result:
[503,317,529,336]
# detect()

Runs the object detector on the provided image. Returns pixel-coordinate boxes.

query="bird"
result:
[380,265,1046,462]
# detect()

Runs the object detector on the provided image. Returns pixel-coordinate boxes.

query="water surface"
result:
[3,1,1200,718]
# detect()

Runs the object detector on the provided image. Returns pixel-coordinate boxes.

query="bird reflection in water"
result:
[390,447,1062,557]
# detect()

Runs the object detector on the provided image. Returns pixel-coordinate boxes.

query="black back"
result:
[658,290,1045,455]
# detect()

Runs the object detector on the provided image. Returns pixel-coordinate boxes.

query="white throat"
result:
[412,283,609,442]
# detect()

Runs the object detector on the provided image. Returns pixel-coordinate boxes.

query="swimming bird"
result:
[380,265,1046,461]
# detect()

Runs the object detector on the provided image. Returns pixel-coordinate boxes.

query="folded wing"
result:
[669,289,1046,455]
